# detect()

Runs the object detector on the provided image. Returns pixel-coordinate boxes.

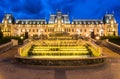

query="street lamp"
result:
[20,36,24,40]
[95,36,100,40]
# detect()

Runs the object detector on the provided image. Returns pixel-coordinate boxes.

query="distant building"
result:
[0,11,118,37]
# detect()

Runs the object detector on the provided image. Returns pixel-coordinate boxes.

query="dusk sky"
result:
[0,0,120,34]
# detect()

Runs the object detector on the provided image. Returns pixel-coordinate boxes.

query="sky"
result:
[0,0,120,35]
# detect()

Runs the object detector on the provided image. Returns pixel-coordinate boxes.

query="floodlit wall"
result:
[19,42,32,57]
[87,40,102,56]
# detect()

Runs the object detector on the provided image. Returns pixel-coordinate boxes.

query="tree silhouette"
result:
[25,31,28,39]
[0,28,3,39]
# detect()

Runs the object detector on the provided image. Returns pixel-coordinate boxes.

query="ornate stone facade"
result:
[0,12,118,37]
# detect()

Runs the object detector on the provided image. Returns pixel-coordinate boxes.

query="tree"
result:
[0,28,3,39]
[25,31,28,39]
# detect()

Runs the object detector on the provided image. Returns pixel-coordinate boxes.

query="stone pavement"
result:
[0,46,120,79]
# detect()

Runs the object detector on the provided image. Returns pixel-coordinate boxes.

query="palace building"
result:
[0,11,118,38]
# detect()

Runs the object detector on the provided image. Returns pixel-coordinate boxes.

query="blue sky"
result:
[0,0,120,34]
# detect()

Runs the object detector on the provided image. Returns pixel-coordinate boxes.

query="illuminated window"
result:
[45,29,46,32]
[22,29,25,32]
[80,29,82,32]
[33,22,35,24]
[41,22,43,24]
[72,29,74,32]
[76,22,78,24]
[37,22,39,24]
[97,29,99,32]
[36,29,38,32]
[27,29,29,32]
[69,28,70,32]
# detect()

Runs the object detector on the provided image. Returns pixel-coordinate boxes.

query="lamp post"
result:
[95,36,100,40]
[20,36,24,40]
[20,36,24,45]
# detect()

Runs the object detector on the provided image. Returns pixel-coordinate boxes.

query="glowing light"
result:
[76,29,80,34]
[20,36,24,39]
[86,34,89,37]
[89,29,93,32]
[22,29,25,32]
[95,36,100,40]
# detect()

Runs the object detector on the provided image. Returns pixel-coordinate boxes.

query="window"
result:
[69,28,70,32]
[80,29,82,32]
[37,22,39,24]
[97,29,99,32]
[27,29,29,32]
[45,29,46,32]
[76,22,78,24]
[36,29,38,32]
[33,22,35,24]
[72,29,74,32]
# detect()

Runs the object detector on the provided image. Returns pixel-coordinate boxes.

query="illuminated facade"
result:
[0,12,118,37]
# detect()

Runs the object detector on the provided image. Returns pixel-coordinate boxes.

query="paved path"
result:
[0,46,18,61]
[101,46,120,57]
[0,46,120,79]
[55,69,66,79]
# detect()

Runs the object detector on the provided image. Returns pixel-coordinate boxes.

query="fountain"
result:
[15,39,106,66]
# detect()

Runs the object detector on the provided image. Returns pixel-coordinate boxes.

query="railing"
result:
[23,39,29,44]
[19,42,32,57]
[104,39,120,53]
[90,38,120,54]
[0,41,13,53]
[15,55,107,66]
[87,39,102,56]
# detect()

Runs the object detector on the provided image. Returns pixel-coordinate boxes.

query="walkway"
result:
[0,45,120,79]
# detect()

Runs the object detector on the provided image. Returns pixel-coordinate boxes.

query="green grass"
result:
[0,37,11,45]
[0,36,26,45]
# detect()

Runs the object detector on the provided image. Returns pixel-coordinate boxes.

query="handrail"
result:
[0,41,13,53]
[19,42,32,56]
